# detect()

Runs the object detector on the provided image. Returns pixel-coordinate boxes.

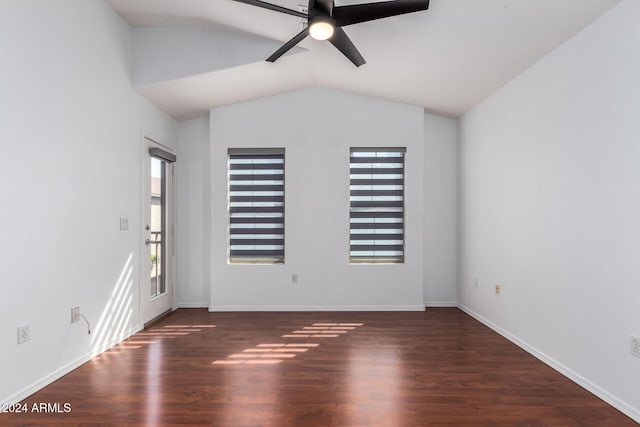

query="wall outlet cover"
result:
[17,324,30,344]
[632,335,640,358]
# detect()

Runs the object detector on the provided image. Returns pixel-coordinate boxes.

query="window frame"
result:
[349,147,406,264]
[227,148,285,265]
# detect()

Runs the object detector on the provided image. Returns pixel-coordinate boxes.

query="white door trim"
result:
[139,135,176,326]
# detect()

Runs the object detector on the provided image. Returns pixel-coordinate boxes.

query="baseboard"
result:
[457,304,640,424]
[209,305,425,312]
[424,301,458,307]
[1,325,142,407]
[175,302,209,309]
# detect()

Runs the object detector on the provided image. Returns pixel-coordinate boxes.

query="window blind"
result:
[228,149,285,263]
[349,148,405,263]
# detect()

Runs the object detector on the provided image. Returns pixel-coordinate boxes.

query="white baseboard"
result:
[175,302,209,309]
[209,305,425,312]
[457,304,640,424]
[1,325,142,407]
[424,301,458,307]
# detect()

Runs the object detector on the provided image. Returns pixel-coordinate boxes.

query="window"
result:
[228,149,285,264]
[349,148,405,263]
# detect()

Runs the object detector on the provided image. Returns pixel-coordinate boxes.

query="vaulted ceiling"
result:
[108,0,620,120]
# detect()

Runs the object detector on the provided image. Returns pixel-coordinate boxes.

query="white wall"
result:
[0,0,177,405]
[132,27,305,87]
[210,88,425,310]
[176,117,211,307]
[458,0,640,421]
[171,97,459,310]
[424,114,458,306]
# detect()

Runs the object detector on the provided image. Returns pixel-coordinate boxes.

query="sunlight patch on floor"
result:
[213,322,364,366]
[285,324,361,338]
[95,323,217,359]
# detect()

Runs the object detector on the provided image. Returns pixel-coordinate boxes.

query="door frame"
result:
[139,135,176,327]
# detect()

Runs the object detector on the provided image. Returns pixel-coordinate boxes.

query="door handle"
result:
[145,238,150,246]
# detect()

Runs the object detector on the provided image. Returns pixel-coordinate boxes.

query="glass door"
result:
[150,156,166,299]
[142,139,175,325]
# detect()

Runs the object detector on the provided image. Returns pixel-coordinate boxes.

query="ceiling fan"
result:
[233,0,430,67]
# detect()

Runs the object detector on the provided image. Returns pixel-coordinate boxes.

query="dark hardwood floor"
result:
[1,308,636,426]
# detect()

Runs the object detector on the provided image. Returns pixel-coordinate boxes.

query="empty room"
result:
[1,0,639,425]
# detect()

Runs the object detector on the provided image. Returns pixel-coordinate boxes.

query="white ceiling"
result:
[108,0,621,120]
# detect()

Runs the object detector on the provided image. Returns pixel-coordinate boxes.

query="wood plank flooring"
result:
[1,308,636,426]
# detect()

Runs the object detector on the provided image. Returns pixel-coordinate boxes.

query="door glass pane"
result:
[150,157,166,297]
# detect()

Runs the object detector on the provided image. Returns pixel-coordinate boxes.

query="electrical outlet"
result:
[495,284,501,296]
[632,335,640,358]
[71,306,80,323]
[17,324,30,344]
[473,278,479,288]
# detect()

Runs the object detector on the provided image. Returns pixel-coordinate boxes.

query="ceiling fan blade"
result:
[329,28,365,67]
[266,28,310,62]
[233,0,308,19]
[333,0,428,27]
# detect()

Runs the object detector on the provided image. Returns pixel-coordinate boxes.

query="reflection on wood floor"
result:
[1,308,635,426]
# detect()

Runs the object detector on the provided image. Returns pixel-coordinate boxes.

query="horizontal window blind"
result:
[228,149,285,263]
[350,148,405,263]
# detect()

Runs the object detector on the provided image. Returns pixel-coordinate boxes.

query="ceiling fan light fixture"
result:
[309,16,335,40]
